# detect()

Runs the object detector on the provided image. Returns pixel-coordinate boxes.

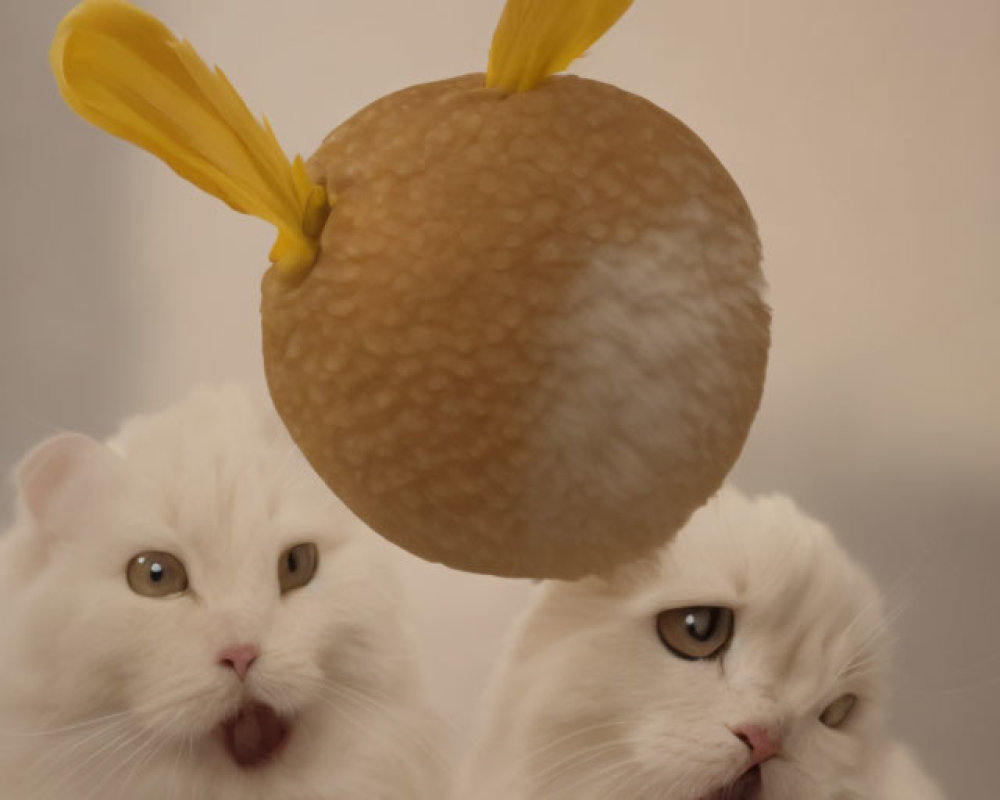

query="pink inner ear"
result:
[17,432,112,528]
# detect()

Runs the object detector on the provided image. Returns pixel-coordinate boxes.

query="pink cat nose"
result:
[217,643,259,679]
[731,724,781,765]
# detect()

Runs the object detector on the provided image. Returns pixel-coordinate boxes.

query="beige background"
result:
[1,0,998,795]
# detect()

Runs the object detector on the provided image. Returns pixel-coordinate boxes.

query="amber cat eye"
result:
[126,551,188,597]
[278,542,319,593]
[820,693,858,729]
[656,606,734,661]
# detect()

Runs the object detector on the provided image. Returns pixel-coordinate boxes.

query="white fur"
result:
[531,222,765,510]
[0,386,448,800]
[515,218,770,571]
[459,488,943,800]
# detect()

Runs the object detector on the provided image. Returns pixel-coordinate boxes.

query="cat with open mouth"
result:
[458,488,943,800]
[0,386,447,799]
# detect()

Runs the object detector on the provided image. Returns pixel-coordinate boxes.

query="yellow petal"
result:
[50,0,328,279]
[486,0,634,92]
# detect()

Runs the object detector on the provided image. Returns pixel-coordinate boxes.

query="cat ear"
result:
[16,432,122,537]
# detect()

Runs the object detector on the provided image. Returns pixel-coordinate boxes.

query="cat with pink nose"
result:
[458,488,943,800]
[0,387,447,800]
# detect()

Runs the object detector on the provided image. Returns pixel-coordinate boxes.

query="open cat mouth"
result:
[220,703,290,768]
[700,765,762,800]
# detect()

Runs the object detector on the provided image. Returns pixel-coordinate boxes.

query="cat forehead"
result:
[636,491,875,596]
[107,387,350,550]
[619,490,885,663]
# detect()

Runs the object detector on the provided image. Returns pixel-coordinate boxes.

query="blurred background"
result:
[1,0,997,795]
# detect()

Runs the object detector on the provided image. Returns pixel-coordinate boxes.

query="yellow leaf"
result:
[486,0,635,92]
[50,0,329,278]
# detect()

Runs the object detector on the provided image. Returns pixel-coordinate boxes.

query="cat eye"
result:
[656,606,734,661]
[126,551,188,597]
[278,542,319,593]
[819,693,858,729]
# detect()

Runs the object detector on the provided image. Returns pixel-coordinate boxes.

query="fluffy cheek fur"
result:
[501,620,756,799]
[8,517,154,723]
[632,651,885,800]
[762,722,881,800]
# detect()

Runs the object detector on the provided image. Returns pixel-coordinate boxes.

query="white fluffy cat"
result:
[0,386,448,800]
[459,488,943,800]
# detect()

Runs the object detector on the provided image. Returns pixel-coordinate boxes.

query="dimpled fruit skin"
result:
[261,74,769,579]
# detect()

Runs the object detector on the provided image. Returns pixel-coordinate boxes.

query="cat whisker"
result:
[852,600,905,658]
[0,709,133,738]
[834,573,913,681]
[541,746,646,800]
[625,758,697,800]
[629,747,714,800]
[102,704,199,800]
[78,725,162,800]
[132,681,230,730]
[517,716,639,767]
[532,736,635,784]
[183,730,201,800]
[25,712,135,781]
[118,711,186,798]
[313,681,449,770]
[40,719,145,798]
[580,759,646,800]
[165,728,191,800]
[531,728,685,794]
[313,691,449,794]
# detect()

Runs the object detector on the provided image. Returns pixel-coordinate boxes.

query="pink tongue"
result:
[223,704,288,768]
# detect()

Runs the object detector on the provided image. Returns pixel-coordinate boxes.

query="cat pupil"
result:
[278,543,318,594]
[150,563,163,582]
[685,609,714,641]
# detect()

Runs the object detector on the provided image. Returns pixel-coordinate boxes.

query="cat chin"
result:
[698,765,762,800]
